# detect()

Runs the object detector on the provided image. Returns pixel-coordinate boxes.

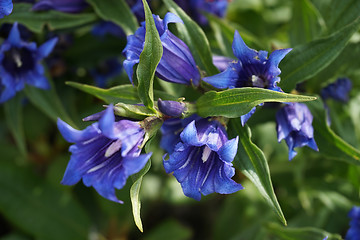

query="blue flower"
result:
[91,21,125,39]
[0,22,57,103]
[163,118,243,200]
[175,0,228,25]
[32,0,87,13]
[276,103,318,160]
[0,0,13,18]
[122,12,201,86]
[90,58,123,88]
[321,77,352,103]
[346,206,360,240]
[57,105,151,203]
[203,31,292,125]
[158,99,187,118]
[212,55,234,72]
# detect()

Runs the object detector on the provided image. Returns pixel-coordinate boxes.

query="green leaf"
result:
[24,81,76,128]
[267,223,342,240]
[306,99,360,166]
[144,219,192,240]
[86,0,138,35]
[162,0,219,75]
[0,161,91,240]
[114,103,158,119]
[136,0,163,111]
[289,0,325,46]
[66,82,140,104]
[0,3,97,33]
[229,120,287,226]
[196,88,316,118]
[280,16,360,92]
[325,0,360,33]
[4,95,26,157]
[130,160,151,232]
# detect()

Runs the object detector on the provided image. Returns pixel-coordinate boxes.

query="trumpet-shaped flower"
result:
[321,77,352,103]
[276,103,318,160]
[203,31,291,125]
[57,105,151,203]
[163,118,243,200]
[0,22,57,103]
[346,206,360,240]
[122,12,200,86]
[0,0,13,18]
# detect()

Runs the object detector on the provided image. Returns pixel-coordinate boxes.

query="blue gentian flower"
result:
[203,31,292,125]
[346,206,360,240]
[91,21,125,39]
[122,12,201,86]
[276,103,318,160]
[0,0,13,18]
[163,118,243,200]
[90,58,123,88]
[321,78,352,103]
[0,22,57,103]
[32,0,87,13]
[57,105,151,203]
[175,0,228,25]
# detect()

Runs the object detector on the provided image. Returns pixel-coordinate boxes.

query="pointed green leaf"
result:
[0,161,91,240]
[24,81,76,128]
[0,3,97,33]
[196,88,316,118]
[162,0,219,75]
[66,82,140,104]
[289,0,325,46]
[229,120,286,225]
[325,0,360,33]
[267,223,342,240]
[86,0,138,35]
[130,160,151,232]
[306,99,360,166]
[280,16,360,92]
[136,0,163,111]
[4,95,26,157]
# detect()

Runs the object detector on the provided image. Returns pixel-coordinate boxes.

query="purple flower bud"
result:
[346,206,360,240]
[321,78,352,103]
[122,12,201,86]
[158,99,186,117]
[163,117,243,200]
[32,0,88,13]
[57,105,151,203]
[276,103,318,160]
[203,31,292,125]
[0,22,58,103]
[0,0,13,18]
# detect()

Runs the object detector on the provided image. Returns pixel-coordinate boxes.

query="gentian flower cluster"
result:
[0,22,57,103]
[122,12,201,86]
[346,206,360,240]
[57,105,151,203]
[203,31,292,125]
[276,103,318,160]
[0,0,13,18]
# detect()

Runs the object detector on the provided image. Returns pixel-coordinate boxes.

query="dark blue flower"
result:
[0,0,13,18]
[163,118,243,200]
[346,206,360,240]
[0,22,57,103]
[90,58,123,88]
[32,0,87,13]
[122,12,201,86]
[203,31,292,125]
[91,21,125,39]
[276,103,318,160]
[57,105,151,203]
[321,78,352,103]
[175,0,228,25]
